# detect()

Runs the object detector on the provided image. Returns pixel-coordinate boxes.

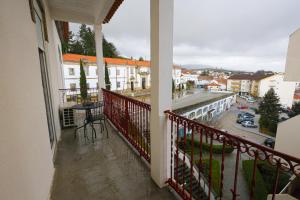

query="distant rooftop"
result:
[172,90,234,114]
[228,72,274,80]
[63,53,182,69]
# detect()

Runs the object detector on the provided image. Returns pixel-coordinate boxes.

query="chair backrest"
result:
[91,101,104,118]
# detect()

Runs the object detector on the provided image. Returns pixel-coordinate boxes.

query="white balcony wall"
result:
[285,28,300,82]
[0,0,64,199]
[275,115,300,158]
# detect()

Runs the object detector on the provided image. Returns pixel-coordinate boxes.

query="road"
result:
[214,97,273,145]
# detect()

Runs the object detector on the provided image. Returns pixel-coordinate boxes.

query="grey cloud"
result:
[71,0,300,72]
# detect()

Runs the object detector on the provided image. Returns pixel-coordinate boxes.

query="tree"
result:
[66,24,119,58]
[258,88,281,135]
[288,102,300,117]
[172,79,175,94]
[103,37,119,58]
[104,62,111,90]
[80,59,88,101]
[138,57,144,61]
[79,24,96,56]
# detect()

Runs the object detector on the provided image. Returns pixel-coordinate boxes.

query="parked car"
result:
[247,97,256,103]
[241,121,258,128]
[264,138,275,148]
[238,112,255,118]
[236,117,254,124]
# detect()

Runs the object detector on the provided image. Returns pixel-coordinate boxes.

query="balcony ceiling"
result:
[48,0,122,24]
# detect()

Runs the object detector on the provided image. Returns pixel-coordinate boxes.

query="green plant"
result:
[79,59,88,101]
[184,138,234,154]
[196,159,221,196]
[243,160,268,200]
[258,88,281,135]
[104,62,111,90]
[242,160,290,200]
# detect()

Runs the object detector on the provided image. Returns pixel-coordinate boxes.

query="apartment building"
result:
[227,74,253,94]
[227,72,295,107]
[258,73,296,108]
[63,54,182,91]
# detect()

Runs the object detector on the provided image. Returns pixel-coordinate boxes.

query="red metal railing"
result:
[165,110,300,200]
[102,89,151,162]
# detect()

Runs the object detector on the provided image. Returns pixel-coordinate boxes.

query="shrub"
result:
[184,138,234,154]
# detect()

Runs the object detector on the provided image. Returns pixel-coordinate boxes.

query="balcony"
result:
[56,89,300,200]
[51,122,173,199]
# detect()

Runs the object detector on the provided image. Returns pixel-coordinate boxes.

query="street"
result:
[214,96,274,145]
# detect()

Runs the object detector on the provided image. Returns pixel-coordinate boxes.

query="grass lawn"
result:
[242,160,290,200]
[196,159,221,196]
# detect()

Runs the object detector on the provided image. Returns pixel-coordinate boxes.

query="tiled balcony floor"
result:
[51,122,175,200]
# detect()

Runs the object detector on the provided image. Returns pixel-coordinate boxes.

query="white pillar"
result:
[94,24,105,99]
[150,0,174,188]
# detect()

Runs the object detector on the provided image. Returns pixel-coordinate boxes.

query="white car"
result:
[247,97,256,103]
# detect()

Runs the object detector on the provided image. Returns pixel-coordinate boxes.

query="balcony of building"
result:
[2,1,300,200]
[51,121,174,200]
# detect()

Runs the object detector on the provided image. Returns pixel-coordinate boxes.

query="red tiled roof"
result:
[198,75,214,80]
[63,54,181,69]
[214,78,227,85]
[228,73,273,80]
[294,94,300,100]
[63,53,150,67]
[207,83,221,87]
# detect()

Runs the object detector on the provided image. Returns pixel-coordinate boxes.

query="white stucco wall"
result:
[258,74,296,108]
[285,28,300,82]
[275,115,300,158]
[0,0,63,199]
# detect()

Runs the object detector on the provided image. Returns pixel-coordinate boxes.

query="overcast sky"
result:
[70,0,300,72]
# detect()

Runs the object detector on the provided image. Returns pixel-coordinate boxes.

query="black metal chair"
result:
[90,101,109,138]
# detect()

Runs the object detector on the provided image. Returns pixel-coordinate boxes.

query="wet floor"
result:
[51,123,175,200]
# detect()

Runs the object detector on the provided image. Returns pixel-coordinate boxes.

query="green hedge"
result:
[242,160,268,200]
[184,138,234,154]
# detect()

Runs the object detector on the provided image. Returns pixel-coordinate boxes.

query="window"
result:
[116,69,120,76]
[188,112,195,119]
[117,81,121,88]
[96,68,98,75]
[70,83,76,91]
[130,68,134,74]
[108,69,111,75]
[196,109,202,116]
[69,68,75,75]
[203,107,208,113]
[86,83,90,89]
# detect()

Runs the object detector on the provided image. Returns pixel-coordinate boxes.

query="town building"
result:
[205,83,221,91]
[258,73,296,108]
[2,1,299,200]
[172,91,236,121]
[63,54,182,91]
[180,69,199,85]
[227,72,296,108]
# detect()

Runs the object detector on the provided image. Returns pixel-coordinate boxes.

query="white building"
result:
[274,28,300,199]
[173,92,236,121]
[258,74,296,108]
[63,54,182,91]
[181,70,199,85]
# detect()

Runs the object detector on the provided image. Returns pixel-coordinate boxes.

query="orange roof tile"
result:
[63,53,181,69]
[207,83,221,87]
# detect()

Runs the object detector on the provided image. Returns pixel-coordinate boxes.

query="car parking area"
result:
[214,96,274,145]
